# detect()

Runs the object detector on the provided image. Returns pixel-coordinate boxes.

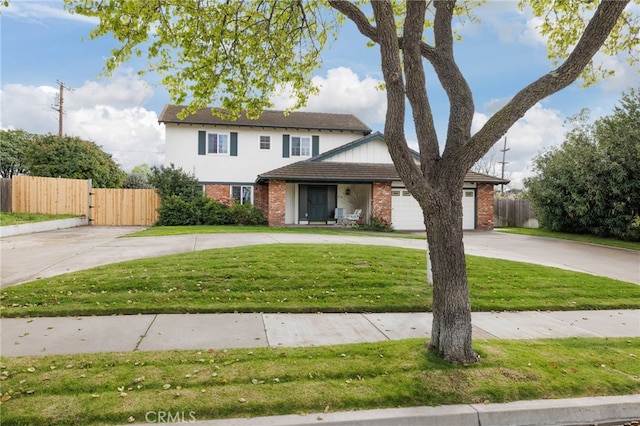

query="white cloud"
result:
[3,1,97,25]
[593,51,640,93]
[0,71,164,172]
[70,71,155,110]
[473,101,566,189]
[272,67,387,126]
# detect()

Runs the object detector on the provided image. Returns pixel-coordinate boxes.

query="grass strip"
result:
[497,228,640,251]
[0,337,638,426]
[126,225,420,238]
[0,213,79,227]
[1,245,638,318]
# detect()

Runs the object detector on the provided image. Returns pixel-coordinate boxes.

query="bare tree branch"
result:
[430,0,475,179]
[327,0,378,42]
[404,0,440,175]
[370,1,425,194]
[465,0,630,171]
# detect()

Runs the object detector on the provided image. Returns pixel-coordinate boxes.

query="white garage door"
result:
[391,188,476,231]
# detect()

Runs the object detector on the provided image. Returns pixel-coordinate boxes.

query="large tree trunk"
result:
[424,185,478,364]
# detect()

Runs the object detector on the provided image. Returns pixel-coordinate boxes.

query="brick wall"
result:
[372,182,392,224]
[268,180,286,227]
[254,183,269,218]
[204,184,229,200]
[476,183,495,230]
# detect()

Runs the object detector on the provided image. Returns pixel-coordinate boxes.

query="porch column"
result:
[476,183,495,230]
[372,182,392,224]
[268,180,286,227]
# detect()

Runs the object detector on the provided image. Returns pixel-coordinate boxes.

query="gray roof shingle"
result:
[257,161,509,184]
[158,105,372,133]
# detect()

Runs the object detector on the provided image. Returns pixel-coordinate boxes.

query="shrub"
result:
[356,215,394,232]
[149,164,201,202]
[201,198,234,225]
[123,173,153,189]
[156,195,199,226]
[229,203,268,226]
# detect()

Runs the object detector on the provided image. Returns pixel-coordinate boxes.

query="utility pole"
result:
[52,80,73,136]
[498,137,510,194]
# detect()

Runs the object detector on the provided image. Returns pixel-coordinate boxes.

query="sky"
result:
[1,1,638,189]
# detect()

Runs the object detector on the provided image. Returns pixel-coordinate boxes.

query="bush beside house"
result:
[151,164,267,226]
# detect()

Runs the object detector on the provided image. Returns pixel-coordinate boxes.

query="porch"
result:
[286,183,371,226]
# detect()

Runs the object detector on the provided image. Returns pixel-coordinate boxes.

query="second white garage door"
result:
[391,187,476,231]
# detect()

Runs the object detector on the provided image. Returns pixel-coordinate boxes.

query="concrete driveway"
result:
[1,226,638,288]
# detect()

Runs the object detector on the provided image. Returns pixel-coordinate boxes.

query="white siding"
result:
[164,125,364,183]
[324,138,392,163]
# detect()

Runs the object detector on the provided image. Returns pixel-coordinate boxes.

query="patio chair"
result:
[339,208,362,226]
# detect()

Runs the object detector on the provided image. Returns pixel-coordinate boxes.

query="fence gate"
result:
[91,188,159,226]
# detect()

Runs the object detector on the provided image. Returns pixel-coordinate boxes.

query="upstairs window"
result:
[208,133,228,155]
[291,136,311,157]
[260,135,271,150]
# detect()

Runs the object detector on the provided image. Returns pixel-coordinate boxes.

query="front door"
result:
[307,186,328,222]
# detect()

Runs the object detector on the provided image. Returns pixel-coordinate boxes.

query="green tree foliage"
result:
[24,134,125,188]
[0,129,36,178]
[147,163,200,201]
[130,163,152,179]
[526,89,640,241]
[62,0,639,364]
[124,163,153,188]
[123,173,153,189]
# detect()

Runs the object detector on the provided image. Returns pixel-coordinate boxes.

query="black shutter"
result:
[282,134,290,158]
[312,135,320,157]
[230,132,238,156]
[198,131,206,155]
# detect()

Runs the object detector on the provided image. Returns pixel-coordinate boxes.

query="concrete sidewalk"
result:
[2,310,638,357]
[130,395,640,426]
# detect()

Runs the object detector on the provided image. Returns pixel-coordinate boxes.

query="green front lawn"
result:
[0,213,79,227]
[1,337,638,425]
[127,225,421,238]
[2,244,638,318]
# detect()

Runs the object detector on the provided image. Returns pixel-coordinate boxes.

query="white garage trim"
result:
[391,185,477,231]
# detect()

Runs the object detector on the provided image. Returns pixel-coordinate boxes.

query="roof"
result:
[257,162,400,184]
[464,171,511,184]
[257,161,510,185]
[257,132,509,185]
[158,104,372,134]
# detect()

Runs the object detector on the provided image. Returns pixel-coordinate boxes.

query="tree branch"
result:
[370,1,425,193]
[404,0,440,174]
[465,0,630,172]
[430,0,475,178]
[327,0,379,42]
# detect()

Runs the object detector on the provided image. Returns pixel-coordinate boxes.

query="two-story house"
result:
[159,104,507,230]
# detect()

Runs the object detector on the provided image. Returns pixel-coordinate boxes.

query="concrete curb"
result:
[127,395,640,426]
[0,217,88,238]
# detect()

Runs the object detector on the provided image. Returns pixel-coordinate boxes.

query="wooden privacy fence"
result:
[494,197,538,228]
[7,176,159,226]
[11,175,90,216]
[91,188,159,226]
